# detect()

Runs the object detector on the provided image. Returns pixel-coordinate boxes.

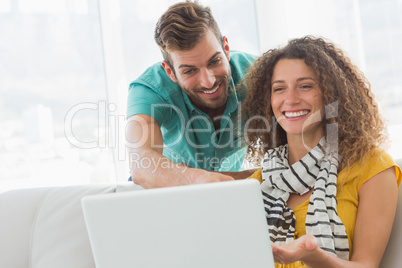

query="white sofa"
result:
[0,159,401,268]
[380,158,402,267]
[0,183,144,268]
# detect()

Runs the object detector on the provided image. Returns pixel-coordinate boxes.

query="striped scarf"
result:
[261,139,349,260]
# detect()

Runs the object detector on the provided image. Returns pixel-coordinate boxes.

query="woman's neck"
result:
[287,133,324,165]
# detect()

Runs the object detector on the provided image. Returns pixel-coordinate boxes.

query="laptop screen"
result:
[82,179,274,268]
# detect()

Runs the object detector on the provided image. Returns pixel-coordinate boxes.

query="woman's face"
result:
[270,59,325,141]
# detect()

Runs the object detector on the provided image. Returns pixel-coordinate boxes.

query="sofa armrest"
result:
[0,183,142,268]
[380,158,402,267]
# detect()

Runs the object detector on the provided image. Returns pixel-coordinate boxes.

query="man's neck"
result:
[205,104,226,121]
[203,104,227,136]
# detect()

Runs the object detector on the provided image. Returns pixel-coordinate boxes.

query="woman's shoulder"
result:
[339,148,401,188]
[247,168,263,183]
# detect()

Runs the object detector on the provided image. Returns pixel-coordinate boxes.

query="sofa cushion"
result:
[0,187,52,268]
[0,184,117,268]
[32,185,120,268]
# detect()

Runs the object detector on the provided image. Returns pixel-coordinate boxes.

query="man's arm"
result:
[126,114,234,188]
[218,170,256,180]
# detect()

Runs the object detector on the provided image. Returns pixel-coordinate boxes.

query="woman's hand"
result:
[272,235,319,264]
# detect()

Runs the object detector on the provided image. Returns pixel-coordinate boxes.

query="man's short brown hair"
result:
[154,1,223,67]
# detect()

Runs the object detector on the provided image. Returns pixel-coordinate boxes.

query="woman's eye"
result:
[273,87,284,92]
[300,85,312,89]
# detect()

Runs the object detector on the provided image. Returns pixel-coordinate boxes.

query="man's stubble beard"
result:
[178,70,232,110]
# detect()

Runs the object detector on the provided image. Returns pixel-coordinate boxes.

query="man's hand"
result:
[218,169,256,180]
[184,168,235,185]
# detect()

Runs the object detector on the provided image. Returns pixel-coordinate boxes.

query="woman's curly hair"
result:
[243,36,387,172]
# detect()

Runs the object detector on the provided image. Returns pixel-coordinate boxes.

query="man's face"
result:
[162,29,231,114]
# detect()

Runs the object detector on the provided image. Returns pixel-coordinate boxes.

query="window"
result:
[0,0,115,191]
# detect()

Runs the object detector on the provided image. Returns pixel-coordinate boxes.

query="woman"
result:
[243,36,401,267]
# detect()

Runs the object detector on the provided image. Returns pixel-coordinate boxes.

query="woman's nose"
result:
[284,88,300,104]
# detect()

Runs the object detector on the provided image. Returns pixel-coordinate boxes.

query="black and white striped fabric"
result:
[261,138,349,260]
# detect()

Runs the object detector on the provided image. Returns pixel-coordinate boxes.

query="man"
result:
[126,1,255,188]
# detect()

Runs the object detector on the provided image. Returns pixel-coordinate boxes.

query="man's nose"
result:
[199,69,216,89]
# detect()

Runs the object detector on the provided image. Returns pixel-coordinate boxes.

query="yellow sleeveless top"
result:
[249,149,401,268]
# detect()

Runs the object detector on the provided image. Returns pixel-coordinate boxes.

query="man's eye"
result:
[183,69,195,75]
[210,58,221,66]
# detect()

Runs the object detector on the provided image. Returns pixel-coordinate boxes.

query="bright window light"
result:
[18,0,66,14]
[0,0,11,13]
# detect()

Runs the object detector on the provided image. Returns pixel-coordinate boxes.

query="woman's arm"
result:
[349,166,398,267]
[272,167,398,268]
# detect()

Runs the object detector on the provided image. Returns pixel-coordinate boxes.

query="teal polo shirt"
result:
[127,51,256,171]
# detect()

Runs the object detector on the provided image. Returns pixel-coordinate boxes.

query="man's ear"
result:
[162,61,177,83]
[222,36,230,62]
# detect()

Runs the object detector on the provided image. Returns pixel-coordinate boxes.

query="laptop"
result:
[81,179,274,268]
